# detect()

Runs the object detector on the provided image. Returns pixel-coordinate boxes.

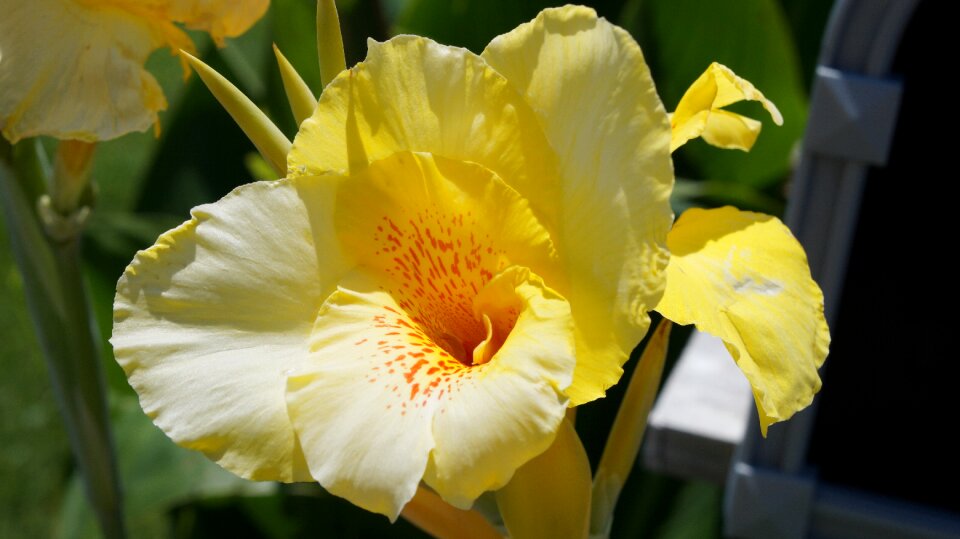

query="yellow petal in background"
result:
[112,176,350,482]
[654,207,829,435]
[670,62,784,153]
[164,0,269,46]
[0,0,172,142]
[0,0,268,142]
[482,5,674,405]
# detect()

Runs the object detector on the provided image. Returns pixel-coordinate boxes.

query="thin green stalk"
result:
[0,141,126,539]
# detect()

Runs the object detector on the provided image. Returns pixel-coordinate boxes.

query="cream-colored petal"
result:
[288,265,573,519]
[0,0,181,142]
[670,62,783,152]
[482,5,674,405]
[285,274,439,520]
[287,35,562,229]
[654,207,830,435]
[112,176,350,481]
[423,266,574,508]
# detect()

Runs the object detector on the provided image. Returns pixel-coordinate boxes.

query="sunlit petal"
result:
[287,35,562,230]
[654,207,829,435]
[482,5,674,404]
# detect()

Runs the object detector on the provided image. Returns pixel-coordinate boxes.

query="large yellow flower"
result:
[112,5,827,519]
[0,0,269,142]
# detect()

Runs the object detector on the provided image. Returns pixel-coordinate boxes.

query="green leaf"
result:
[56,397,274,539]
[395,0,554,53]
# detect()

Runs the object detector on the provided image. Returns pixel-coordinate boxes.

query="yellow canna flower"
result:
[111,4,828,521]
[0,0,269,143]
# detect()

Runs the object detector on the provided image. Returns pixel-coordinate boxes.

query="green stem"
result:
[0,142,126,539]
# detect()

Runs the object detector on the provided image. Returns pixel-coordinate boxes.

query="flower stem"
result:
[590,319,672,538]
[0,140,126,539]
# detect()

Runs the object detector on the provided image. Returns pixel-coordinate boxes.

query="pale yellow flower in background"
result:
[0,0,269,142]
[111,4,828,522]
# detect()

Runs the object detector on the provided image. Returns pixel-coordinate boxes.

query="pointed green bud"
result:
[591,320,672,538]
[273,44,318,127]
[181,50,290,176]
[317,0,347,88]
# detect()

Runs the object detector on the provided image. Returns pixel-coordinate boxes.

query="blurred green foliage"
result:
[0,0,832,537]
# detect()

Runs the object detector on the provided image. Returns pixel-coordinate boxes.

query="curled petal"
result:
[670,62,784,153]
[423,266,574,508]
[483,5,674,404]
[654,207,829,435]
[112,176,349,481]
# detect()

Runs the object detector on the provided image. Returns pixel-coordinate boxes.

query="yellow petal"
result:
[287,35,562,231]
[654,207,829,435]
[670,62,783,153]
[112,176,350,481]
[0,0,269,142]
[0,0,176,142]
[334,151,562,305]
[286,264,574,519]
[496,418,591,539]
[482,5,674,405]
[163,0,269,46]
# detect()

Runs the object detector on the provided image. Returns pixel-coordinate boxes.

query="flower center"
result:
[334,151,559,371]
[371,209,515,366]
